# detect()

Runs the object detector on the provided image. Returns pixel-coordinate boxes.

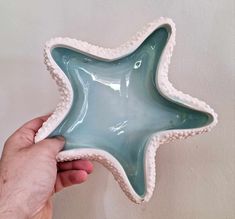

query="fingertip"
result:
[85,161,93,174]
[73,160,93,174]
[70,170,88,184]
[58,160,93,174]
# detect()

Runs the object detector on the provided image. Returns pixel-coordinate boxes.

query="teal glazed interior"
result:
[50,27,212,196]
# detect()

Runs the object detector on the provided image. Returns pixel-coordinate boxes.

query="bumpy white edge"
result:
[34,17,218,204]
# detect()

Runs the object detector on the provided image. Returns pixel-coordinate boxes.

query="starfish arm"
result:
[56,148,146,203]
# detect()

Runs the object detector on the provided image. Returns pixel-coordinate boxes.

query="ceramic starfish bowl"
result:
[35,17,217,203]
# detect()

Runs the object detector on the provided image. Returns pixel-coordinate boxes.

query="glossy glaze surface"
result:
[50,27,211,196]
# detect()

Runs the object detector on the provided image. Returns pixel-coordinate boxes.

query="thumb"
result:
[35,136,65,156]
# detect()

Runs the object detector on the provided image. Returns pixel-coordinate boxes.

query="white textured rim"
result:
[35,17,218,203]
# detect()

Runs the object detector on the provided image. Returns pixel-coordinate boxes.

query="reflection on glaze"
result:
[50,28,211,196]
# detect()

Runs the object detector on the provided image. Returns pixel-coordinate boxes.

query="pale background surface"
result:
[0,1,234,219]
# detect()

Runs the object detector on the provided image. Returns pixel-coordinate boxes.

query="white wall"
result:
[0,1,234,219]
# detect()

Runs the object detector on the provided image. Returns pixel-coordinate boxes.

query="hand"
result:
[0,116,93,219]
